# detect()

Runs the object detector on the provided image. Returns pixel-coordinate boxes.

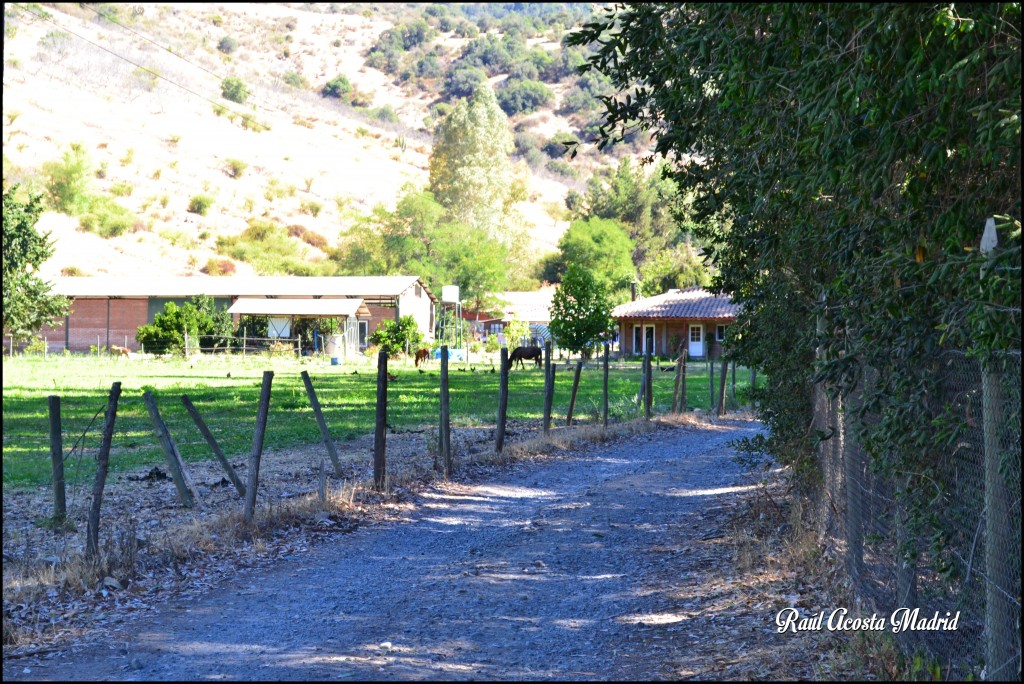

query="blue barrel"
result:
[331,357,339,366]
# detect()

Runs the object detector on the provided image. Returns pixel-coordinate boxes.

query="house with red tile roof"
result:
[612,287,740,359]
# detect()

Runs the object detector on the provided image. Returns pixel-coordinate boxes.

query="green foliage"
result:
[217,218,336,275]
[429,82,514,236]
[321,73,352,100]
[442,66,486,100]
[2,184,70,342]
[217,35,237,54]
[496,78,554,116]
[638,244,709,296]
[108,181,133,197]
[544,133,577,158]
[136,295,233,355]
[224,158,247,178]
[368,314,424,358]
[188,194,214,215]
[504,318,531,348]
[549,265,613,358]
[40,144,92,215]
[282,70,307,88]
[552,217,635,298]
[333,187,508,309]
[571,2,1021,555]
[220,76,250,104]
[545,158,576,178]
[78,195,134,237]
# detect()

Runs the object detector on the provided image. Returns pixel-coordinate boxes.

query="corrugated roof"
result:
[50,276,435,301]
[612,287,739,320]
[227,298,370,317]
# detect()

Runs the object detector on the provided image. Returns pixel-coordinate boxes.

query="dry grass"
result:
[3,414,688,651]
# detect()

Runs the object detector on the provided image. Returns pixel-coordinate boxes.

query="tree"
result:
[428,82,514,239]
[2,184,69,343]
[570,3,1021,591]
[220,76,250,104]
[504,317,531,348]
[549,265,613,359]
[136,295,232,354]
[321,74,352,100]
[40,144,92,215]
[368,314,423,358]
[552,217,635,300]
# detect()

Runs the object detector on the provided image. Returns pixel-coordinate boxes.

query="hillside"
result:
[2,2,629,283]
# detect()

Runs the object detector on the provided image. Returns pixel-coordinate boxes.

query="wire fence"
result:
[812,350,1021,679]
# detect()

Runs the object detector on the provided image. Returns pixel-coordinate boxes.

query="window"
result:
[716,324,727,342]
[358,321,368,348]
[690,325,702,343]
[489,322,502,334]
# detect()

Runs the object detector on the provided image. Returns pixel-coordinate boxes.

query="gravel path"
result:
[7,419,778,681]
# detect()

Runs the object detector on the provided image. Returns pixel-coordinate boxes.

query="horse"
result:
[509,345,543,370]
[414,348,430,367]
[109,345,130,358]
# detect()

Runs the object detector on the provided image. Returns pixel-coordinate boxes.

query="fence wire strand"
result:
[813,351,1021,679]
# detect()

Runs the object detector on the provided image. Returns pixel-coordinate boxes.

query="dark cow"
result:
[509,345,543,370]
[414,348,430,367]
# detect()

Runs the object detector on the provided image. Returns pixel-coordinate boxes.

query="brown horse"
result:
[109,345,130,358]
[509,345,543,369]
[414,348,430,367]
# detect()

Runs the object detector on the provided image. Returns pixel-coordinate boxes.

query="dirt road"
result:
[5,419,819,680]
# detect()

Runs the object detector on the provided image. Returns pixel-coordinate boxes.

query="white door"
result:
[689,324,704,358]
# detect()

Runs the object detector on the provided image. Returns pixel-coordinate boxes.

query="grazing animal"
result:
[414,348,430,367]
[387,372,398,382]
[509,345,543,370]
[109,345,130,358]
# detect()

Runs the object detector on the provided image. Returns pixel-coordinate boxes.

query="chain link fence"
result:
[813,350,1021,679]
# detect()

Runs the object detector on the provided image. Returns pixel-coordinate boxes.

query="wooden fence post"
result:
[85,382,121,560]
[679,351,688,413]
[542,347,555,435]
[566,360,583,426]
[439,345,452,477]
[495,347,509,455]
[48,396,66,522]
[143,392,201,509]
[708,358,714,411]
[672,355,682,413]
[602,343,609,429]
[717,357,729,417]
[731,360,737,404]
[300,371,344,477]
[373,351,389,489]
[243,371,274,525]
[644,351,653,420]
[181,395,246,497]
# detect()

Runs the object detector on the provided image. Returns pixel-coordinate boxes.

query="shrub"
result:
[287,224,307,238]
[302,230,328,249]
[321,74,352,99]
[369,105,399,123]
[282,70,307,88]
[299,200,322,217]
[224,158,248,178]
[188,194,214,215]
[545,158,577,178]
[61,266,84,276]
[201,258,236,276]
[109,181,133,196]
[221,76,250,104]
[544,132,578,158]
[442,66,486,100]
[217,36,237,54]
[496,79,554,116]
[41,144,92,214]
[368,315,423,358]
[79,196,134,237]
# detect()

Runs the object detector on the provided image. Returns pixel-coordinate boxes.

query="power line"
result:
[11,2,274,128]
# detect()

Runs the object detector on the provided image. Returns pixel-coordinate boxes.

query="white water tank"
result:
[441,285,460,304]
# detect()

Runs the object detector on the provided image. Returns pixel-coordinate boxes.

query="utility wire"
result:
[12,3,274,127]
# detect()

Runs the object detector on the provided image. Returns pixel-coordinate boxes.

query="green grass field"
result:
[2,354,753,487]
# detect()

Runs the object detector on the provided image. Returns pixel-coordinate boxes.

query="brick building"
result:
[612,287,740,359]
[36,276,436,353]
